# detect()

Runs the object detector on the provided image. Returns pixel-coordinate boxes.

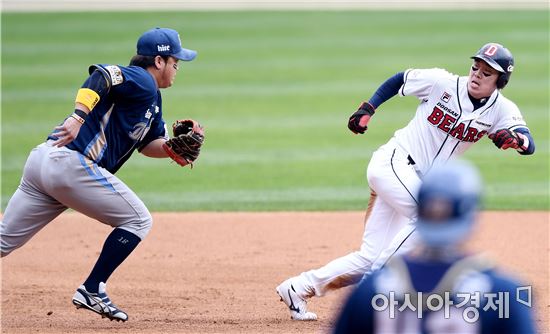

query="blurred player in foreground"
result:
[333,161,536,334]
[276,42,535,321]
[1,27,203,322]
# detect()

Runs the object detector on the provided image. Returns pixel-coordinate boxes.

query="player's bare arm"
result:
[140,138,171,158]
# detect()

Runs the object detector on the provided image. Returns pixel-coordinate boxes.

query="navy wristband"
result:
[74,109,89,119]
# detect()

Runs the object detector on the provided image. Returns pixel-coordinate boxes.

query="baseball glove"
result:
[162,119,204,167]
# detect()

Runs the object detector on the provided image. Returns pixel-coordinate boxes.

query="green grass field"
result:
[2,11,548,211]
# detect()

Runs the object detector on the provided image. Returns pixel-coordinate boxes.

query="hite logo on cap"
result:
[158,44,171,52]
[441,92,452,103]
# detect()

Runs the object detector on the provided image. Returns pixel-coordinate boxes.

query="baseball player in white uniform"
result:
[276,43,535,321]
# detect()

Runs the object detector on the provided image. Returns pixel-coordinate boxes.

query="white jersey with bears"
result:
[279,67,531,311]
[394,68,528,174]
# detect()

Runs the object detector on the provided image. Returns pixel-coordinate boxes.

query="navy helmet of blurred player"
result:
[415,160,482,250]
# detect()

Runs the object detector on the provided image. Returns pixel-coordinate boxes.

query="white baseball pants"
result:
[293,139,423,298]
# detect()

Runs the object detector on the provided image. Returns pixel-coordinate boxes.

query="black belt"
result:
[407,155,416,165]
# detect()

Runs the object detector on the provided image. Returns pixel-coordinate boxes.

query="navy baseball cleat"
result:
[72,282,128,322]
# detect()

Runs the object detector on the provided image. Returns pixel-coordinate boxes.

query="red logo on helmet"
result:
[484,44,499,57]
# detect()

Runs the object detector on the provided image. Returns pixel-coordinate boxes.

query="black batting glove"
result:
[489,128,522,150]
[348,102,376,134]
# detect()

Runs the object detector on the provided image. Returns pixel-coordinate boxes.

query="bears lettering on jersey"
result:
[427,107,487,143]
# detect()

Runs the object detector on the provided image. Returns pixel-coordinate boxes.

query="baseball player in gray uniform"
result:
[276,43,535,321]
[1,27,202,322]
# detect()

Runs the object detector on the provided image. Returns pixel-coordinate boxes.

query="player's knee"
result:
[140,212,153,238]
[117,211,153,240]
[136,211,153,240]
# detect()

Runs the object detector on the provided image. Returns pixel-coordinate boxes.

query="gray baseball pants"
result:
[1,142,152,256]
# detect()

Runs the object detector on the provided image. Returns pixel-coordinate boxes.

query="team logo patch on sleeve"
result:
[105,65,124,86]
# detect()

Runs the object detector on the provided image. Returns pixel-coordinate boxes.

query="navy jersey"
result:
[333,255,536,334]
[49,64,168,174]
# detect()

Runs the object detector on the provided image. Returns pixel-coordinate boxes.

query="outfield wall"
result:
[2,0,548,12]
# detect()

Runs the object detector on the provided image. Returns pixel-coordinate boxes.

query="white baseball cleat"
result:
[72,282,128,322]
[276,278,318,321]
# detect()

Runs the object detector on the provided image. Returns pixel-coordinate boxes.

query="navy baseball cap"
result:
[137,27,197,61]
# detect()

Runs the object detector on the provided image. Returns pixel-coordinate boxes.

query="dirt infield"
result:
[1,211,548,333]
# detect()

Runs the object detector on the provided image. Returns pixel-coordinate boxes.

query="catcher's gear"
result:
[162,119,204,167]
[489,128,522,150]
[471,43,514,89]
[348,102,375,134]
